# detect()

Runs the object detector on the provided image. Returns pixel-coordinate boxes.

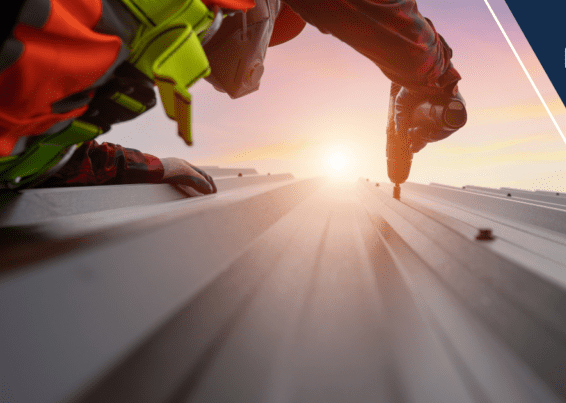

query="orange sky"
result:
[103,0,566,192]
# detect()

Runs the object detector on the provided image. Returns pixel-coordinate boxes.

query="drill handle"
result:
[386,82,412,185]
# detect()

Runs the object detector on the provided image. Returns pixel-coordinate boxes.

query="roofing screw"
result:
[366,178,369,181]
[267,173,270,175]
[375,183,379,187]
[476,229,494,241]
[557,193,560,196]
[507,193,511,197]
[462,186,466,189]
[238,173,243,177]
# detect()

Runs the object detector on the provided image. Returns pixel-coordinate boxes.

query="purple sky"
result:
[103,0,566,191]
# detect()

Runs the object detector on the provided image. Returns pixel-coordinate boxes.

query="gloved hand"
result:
[394,86,465,153]
[161,157,217,194]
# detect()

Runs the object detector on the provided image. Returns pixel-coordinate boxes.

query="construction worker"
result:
[0,0,462,191]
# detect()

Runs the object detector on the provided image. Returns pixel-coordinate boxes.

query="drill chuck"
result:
[444,100,467,129]
[410,98,467,137]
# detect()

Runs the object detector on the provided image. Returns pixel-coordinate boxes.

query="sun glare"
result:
[328,152,347,172]
[320,142,367,184]
[324,148,353,184]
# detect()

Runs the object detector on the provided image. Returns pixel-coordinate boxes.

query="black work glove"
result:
[394,86,466,153]
[160,158,217,195]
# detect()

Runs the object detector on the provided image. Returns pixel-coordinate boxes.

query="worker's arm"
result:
[1,0,217,192]
[39,141,163,187]
[283,0,464,153]
[282,0,461,96]
[41,140,217,194]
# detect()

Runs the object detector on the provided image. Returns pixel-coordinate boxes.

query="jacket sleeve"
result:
[0,0,132,157]
[0,0,168,188]
[41,140,164,187]
[282,0,461,95]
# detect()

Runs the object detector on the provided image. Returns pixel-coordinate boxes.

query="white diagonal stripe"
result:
[484,0,566,145]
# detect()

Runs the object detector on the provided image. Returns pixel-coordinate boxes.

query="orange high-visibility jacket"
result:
[0,0,305,157]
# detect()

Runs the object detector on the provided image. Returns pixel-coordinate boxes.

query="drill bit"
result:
[393,184,401,200]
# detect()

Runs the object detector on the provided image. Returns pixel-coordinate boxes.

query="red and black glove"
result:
[394,86,466,153]
[160,157,217,195]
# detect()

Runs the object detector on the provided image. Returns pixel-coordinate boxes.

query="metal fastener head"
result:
[476,229,494,241]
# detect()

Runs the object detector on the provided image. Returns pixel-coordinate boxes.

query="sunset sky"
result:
[102,0,566,192]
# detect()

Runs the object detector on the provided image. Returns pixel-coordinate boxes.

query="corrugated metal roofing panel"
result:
[0,171,294,227]
[0,175,565,402]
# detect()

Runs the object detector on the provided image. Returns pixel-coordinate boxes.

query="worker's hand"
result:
[394,86,465,153]
[161,158,217,194]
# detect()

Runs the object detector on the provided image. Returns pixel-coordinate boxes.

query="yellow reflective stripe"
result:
[0,155,18,174]
[47,120,102,146]
[0,121,101,185]
[110,92,147,114]
[120,0,157,26]
[121,0,214,148]
[0,156,18,164]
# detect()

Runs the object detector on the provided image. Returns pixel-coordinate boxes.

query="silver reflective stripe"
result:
[97,0,141,47]
[200,6,223,46]
[0,38,24,74]
[18,0,51,28]
[9,137,28,156]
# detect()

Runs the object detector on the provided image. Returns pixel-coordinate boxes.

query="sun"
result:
[320,143,361,183]
[328,152,347,172]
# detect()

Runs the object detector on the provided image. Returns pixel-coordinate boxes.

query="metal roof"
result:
[1,170,565,402]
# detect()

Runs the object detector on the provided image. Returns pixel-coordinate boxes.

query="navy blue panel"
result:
[504,1,566,106]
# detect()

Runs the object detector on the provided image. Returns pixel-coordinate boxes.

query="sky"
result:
[102,0,566,192]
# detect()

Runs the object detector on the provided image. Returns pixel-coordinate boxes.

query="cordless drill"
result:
[386,82,467,200]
